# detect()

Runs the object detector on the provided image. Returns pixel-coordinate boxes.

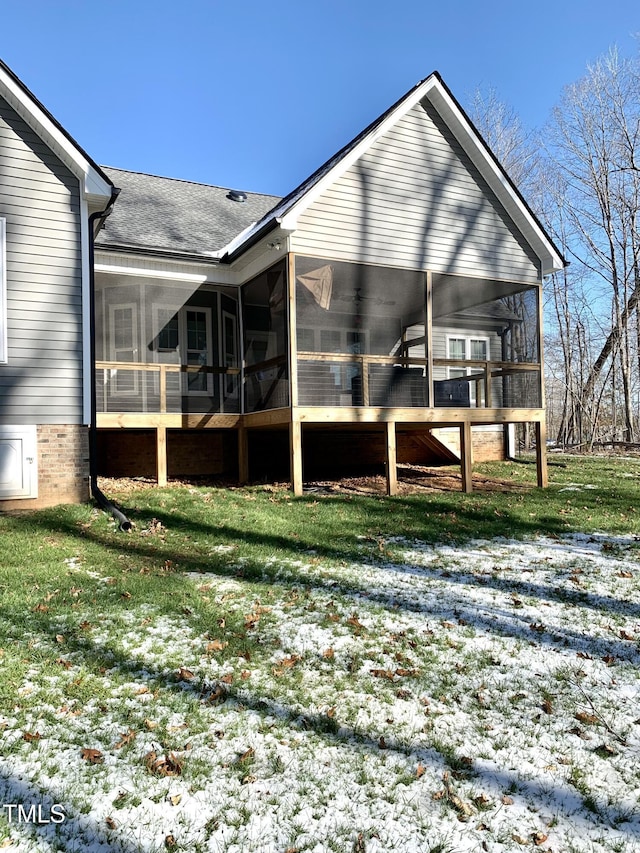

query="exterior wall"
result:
[97,430,238,479]
[0,424,89,509]
[291,98,541,283]
[0,95,83,425]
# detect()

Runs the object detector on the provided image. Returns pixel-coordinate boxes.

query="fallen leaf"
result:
[322,647,334,659]
[144,719,158,730]
[106,817,117,829]
[164,835,177,850]
[81,747,104,764]
[512,835,528,845]
[22,731,41,742]
[55,634,65,644]
[145,751,182,777]
[532,832,549,846]
[541,698,553,715]
[114,729,137,749]
[416,763,425,778]
[176,667,195,681]
[575,711,598,725]
[206,640,228,652]
[169,794,182,806]
[221,673,234,684]
[502,795,514,805]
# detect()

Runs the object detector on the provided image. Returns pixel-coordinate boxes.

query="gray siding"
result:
[0,95,83,424]
[292,98,541,283]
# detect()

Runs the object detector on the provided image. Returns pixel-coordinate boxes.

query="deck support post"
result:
[156,426,167,487]
[535,419,548,487]
[238,425,249,485]
[460,421,473,493]
[290,419,303,496]
[385,421,398,496]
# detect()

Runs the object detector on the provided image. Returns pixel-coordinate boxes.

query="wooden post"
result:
[238,425,249,485]
[287,253,298,409]
[159,365,167,414]
[289,418,303,496]
[460,421,473,493]
[385,421,398,496]
[535,419,548,488]
[156,426,167,487]
[426,271,433,407]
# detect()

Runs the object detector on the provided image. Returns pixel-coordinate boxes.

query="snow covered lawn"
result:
[1,533,639,852]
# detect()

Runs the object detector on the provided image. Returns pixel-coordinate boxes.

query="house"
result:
[0,60,565,509]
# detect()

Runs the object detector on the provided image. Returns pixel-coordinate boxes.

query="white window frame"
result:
[108,303,139,396]
[0,218,7,364]
[152,303,213,397]
[446,334,490,407]
[182,306,213,397]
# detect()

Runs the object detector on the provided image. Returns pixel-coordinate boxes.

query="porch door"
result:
[109,303,138,395]
[221,309,238,409]
[183,308,213,395]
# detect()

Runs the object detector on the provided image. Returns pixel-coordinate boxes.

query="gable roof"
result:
[220,72,565,275]
[0,59,113,204]
[96,167,281,260]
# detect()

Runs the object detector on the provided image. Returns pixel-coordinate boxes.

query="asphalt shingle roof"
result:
[96,167,281,259]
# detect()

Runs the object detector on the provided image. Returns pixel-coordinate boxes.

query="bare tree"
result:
[544,48,640,444]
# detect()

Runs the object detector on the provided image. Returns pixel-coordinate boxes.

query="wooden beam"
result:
[385,421,398,496]
[289,418,303,496]
[238,425,249,485]
[535,419,548,487]
[156,426,167,487]
[460,421,473,493]
[288,252,298,409]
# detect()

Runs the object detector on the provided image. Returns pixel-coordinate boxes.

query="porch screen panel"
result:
[294,256,427,407]
[431,273,541,409]
[95,279,239,415]
[242,260,289,412]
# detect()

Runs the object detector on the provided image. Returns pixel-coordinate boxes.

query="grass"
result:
[0,455,639,851]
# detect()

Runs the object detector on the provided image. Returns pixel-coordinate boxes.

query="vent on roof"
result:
[227,190,247,203]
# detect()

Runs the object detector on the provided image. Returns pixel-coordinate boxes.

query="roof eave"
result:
[0,59,113,203]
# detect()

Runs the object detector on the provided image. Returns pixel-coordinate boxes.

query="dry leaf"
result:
[502,795,514,805]
[220,673,234,684]
[416,763,425,778]
[55,634,65,644]
[22,731,41,742]
[176,667,195,681]
[164,835,177,850]
[206,639,227,652]
[114,729,137,749]
[575,711,598,725]
[322,647,334,659]
[512,835,528,845]
[81,747,104,764]
[533,831,549,846]
[144,719,158,730]
[106,816,117,830]
[145,751,182,777]
[169,794,182,806]
[240,670,251,680]
[541,698,553,715]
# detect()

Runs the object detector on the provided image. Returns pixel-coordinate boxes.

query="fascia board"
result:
[426,83,565,275]
[277,76,440,232]
[0,66,112,203]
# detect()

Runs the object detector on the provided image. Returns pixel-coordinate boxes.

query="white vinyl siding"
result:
[0,95,83,424]
[0,217,6,363]
[292,98,540,283]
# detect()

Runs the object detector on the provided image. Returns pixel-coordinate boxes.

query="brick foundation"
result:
[0,424,90,511]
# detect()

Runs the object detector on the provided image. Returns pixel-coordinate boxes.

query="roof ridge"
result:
[100,165,281,199]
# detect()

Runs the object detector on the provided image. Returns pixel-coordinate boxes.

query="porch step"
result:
[410,432,460,464]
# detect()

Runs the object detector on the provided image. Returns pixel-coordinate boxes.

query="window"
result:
[108,303,139,395]
[0,218,6,364]
[447,334,490,407]
[152,304,213,396]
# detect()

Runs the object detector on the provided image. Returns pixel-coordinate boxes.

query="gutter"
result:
[88,189,132,532]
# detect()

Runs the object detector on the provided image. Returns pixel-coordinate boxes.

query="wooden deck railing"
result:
[95,361,240,414]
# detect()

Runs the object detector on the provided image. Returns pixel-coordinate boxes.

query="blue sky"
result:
[1,0,638,197]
